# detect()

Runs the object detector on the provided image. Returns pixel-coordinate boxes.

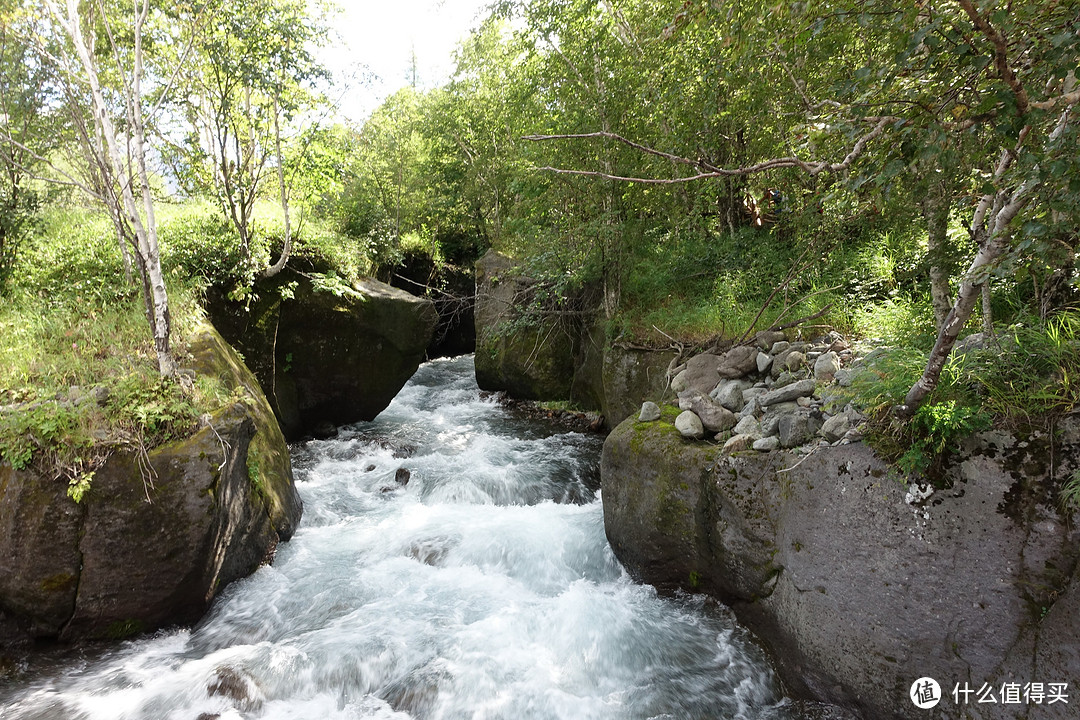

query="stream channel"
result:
[2,355,818,720]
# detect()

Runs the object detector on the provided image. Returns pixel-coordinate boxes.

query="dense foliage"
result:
[2,0,1079,479]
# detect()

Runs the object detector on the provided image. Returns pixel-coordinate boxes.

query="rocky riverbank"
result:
[602,366,1080,720]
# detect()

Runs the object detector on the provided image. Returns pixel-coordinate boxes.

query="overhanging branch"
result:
[525,117,898,183]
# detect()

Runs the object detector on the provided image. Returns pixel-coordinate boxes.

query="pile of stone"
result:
[638,329,866,454]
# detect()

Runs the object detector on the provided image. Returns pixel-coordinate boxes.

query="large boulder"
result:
[472,252,685,427]
[598,342,678,427]
[602,415,1080,720]
[207,271,437,439]
[473,250,579,400]
[0,323,301,642]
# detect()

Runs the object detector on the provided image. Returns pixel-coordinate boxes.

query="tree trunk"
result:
[264,94,292,278]
[902,184,1031,415]
[55,0,175,376]
[981,281,994,335]
[922,180,953,329]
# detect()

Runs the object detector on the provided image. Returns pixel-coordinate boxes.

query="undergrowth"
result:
[846,311,1080,476]
[0,205,232,501]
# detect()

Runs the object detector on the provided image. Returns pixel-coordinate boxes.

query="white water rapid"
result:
[2,355,809,720]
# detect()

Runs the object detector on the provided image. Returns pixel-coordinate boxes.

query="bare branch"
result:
[1030,90,1080,112]
[524,131,705,169]
[770,303,835,332]
[773,41,815,111]
[533,167,730,184]
[525,117,899,184]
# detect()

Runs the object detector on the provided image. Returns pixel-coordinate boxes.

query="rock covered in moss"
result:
[206,271,436,440]
[0,323,301,642]
[473,250,581,401]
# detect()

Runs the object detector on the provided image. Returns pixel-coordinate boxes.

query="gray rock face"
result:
[207,272,437,440]
[675,410,705,438]
[755,330,787,351]
[639,401,662,422]
[814,351,841,383]
[603,344,681,426]
[713,380,744,412]
[0,324,301,642]
[734,415,761,437]
[753,436,780,452]
[723,433,756,453]
[471,251,575,403]
[756,351,773,374]
[740,396,763,419]
[681,353,724,395]
[772,370,800,388]
[834,368,859,387]
[680,391,737,432]
[778,410,822,448]
[782,350,807,373]
[670,369,690,394]
[602,420,1080,720]
[760,379,817,406]
[820,412,852,442]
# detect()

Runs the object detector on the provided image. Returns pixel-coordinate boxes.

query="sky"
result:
[319,0,493,123]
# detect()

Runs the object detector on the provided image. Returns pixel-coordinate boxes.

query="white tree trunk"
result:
[265,94,292,278]
[902,185,1031,414]
[922,180,953,329]
[54,0,175,376]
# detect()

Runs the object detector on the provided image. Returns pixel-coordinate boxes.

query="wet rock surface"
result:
[602,414,1080,720]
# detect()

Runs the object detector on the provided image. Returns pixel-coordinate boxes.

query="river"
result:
[1,355,808,720]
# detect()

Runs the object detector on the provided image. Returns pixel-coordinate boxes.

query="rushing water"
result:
[1,355,804,720]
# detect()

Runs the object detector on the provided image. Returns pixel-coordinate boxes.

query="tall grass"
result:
[0,204,227,499]
[845,311,1080,474]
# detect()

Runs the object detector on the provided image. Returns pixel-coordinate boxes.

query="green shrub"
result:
[0,204,226,502]
[159,201,249,290]
[848,312,1080,475]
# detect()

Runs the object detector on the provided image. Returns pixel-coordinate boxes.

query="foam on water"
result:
[2,356,801,720]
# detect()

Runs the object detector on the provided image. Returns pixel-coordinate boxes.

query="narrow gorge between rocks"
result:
[0,356,822,720]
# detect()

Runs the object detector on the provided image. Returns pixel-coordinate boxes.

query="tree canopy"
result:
[1,0,1078,433]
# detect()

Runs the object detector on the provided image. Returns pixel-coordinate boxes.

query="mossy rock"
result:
[0,322,302,642]
[205,271,437,439]
[601,416,717,590]
[473,250,579,401]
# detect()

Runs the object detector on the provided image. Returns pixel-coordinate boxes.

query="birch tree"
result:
[41,0,188,377]
[525,0,1080,416]
[174,0,329,275]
